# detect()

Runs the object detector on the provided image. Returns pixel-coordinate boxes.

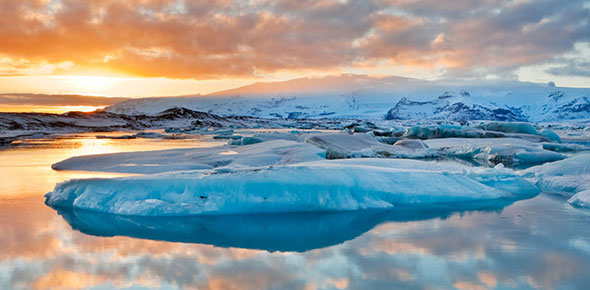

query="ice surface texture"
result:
[52,140,325,174]
[524,154,590,197]
[45,159,539,216]
[524,154,590,209]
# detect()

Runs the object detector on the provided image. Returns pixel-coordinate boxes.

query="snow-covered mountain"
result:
[106,75,590,122]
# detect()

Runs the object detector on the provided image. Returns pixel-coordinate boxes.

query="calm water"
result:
[1,133,590,290]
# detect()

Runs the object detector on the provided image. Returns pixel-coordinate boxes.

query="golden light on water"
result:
[0,132,225,197]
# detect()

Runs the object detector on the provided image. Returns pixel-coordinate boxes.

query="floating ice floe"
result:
[424,138,565,166]
[523,153,590,209]
[45,158,539,216]
[401,123,562,143]
[305,133,433,159]
[475,122,539,135]
[402,124,505,139]
[541,142,590,153]
[474,122,562,142]
[523,154,590,197]
[228,131,302,145]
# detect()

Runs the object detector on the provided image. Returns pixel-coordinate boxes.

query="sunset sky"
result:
[0,0,588,111]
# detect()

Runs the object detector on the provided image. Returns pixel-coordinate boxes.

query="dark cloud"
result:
[0,0,587,79]
[0,93,129,106]
[545,43,590,77]
[547,62,590,77]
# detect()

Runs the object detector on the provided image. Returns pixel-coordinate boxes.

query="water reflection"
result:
[4,193,590,289]
[54,199,516,253]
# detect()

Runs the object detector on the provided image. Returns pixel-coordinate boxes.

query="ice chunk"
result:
[400,123,559,143]
[393,139,429,150]
[523,154,590,196]
[45,159,539,216]
[402,124,504,139]
[541,142,589,153]
[228,136,264,145]
[472,122,562,142]
[424,138,564,166]
[228,132,302,146]
[475,122,539,135]
[442,144,563,166]
[539,129,562,143]
[568,190,590,209]
[425,137,536,148]
[52,140,325,174]
[305,133,432,159]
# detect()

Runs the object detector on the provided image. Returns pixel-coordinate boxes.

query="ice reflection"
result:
[53,199,515,252]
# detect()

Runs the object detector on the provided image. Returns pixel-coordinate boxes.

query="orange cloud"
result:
[0,0,587,80]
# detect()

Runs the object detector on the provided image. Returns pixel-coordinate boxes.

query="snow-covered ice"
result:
[424,138,565,166]
[305,133,433,159]
[52,140,325,174]
[523,154,590,196]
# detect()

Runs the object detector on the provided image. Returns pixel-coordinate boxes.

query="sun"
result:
[53,75,124,94]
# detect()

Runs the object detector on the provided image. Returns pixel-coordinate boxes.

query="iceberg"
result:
[45,159,539,216]
[541,142,589,153]
[523,154,590,196]
[474,122,539,135]
[424,138,564,166]
[304,133,432,159]
[473,122,561,142]
[400,123,561,143]
[402,124,505,139]
[393,139,429,150]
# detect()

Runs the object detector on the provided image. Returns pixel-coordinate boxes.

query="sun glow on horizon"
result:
[54,75,122,94]
[0,75,254,99]
[0,105,106,114]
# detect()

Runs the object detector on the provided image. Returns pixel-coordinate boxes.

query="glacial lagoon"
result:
[1,132,590,289]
